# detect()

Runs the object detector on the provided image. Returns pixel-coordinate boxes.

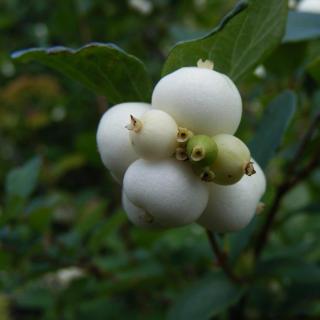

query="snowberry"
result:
[211,134,254,185]
[197,160,266,232]
[122,192,162,228]
[297,0,320,13]
[127,109,178,160]
[151,60,242,136]
[96,102,150,183]
[123,158,209,228]
[186,135,218,166]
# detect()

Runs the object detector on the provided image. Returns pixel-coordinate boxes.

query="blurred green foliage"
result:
[0,0,320,319]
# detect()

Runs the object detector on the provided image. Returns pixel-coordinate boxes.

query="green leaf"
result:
[290,202,320,215]
[264,42,307,76]
[284,11,320,43]
[249,91,297,170]
[12,43,152,104]
[76,298,124,320]
[14,283,54,309]
[5,157,42,200]
[27,207,53,232]
[88,211,127,252]
[167,272,244,320]
[229,91,296,260]
[162,0,288,82]
[74,201,107,236]
[256,257,320,283]
[307,56,320,85]
[280,282,320,315]
[229,219,257,262]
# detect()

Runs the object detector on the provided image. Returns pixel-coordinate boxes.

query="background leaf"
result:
[12,43,152,104]
[256,257,320,283]
[249,91,297,170]
[167,272,244,320]
[284,11,320,43]
[290,202,320,215]
[5,157,42,200]
[229,219,257,262]
[162,0,288,82]
[307,56,320,85]
[228,91,297,261]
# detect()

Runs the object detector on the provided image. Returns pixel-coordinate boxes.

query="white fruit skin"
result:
[151,67,242,136]
[123,159,209,228]
[122,192,162,229]
[129,109,178,160]
[96,102,150,183]
[197,160,266,233]
[211,134,250,185]
[297,0,320,13]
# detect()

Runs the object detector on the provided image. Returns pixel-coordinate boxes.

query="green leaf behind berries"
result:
[11,43,152,104]
[167,272,245,320]
[162,0,288,82]
[249,91,297,170]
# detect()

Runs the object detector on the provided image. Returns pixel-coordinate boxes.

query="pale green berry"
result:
[186,135,218,167]
[211,134,253,185]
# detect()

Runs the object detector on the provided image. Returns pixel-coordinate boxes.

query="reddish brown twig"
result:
[286,112,320,177]
[254,113,320,259]
[206,230,243,284]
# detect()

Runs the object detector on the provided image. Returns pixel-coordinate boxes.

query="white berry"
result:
[128,109,178,160]
[123,159,209,228]
[152,66,242,136]
[96,102,150,183]
[122,192,162,228]
[197,160,266,232]
[297,0,320,13]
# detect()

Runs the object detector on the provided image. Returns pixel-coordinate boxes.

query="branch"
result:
[206,230,244,284]
[254,113,320,258]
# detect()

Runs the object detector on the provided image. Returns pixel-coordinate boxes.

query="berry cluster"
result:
[97,60,266,232]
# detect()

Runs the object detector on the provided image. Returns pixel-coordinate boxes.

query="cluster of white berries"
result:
[97,59,266,232]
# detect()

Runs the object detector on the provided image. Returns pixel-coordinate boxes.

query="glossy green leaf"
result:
[162,0,288,82]
[167,272,244,320]
[12,43,152,104]
[5,157,42,200]
[249,91,297,169]
[284,11,320,43]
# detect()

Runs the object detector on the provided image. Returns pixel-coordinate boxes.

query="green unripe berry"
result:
[186,135,218,167]
[211,134,252,185]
